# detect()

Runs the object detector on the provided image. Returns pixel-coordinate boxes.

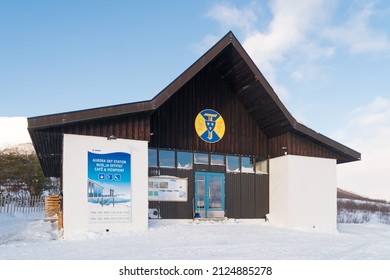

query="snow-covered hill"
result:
[0,142,35,155]
[0,117,31,150]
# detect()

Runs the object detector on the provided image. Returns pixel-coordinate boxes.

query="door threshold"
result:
[192,217,228,222]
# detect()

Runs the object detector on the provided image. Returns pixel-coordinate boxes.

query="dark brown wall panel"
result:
[149,65,268,158]
[225,173,241,218]
[240,174,256,218]
[49,112,150,142]
[255,174,269,218]
[225,173,268,219]
[268,133,288,158]
[268,131,349,162]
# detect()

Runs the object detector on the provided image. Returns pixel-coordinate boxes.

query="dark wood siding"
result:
[225,173,269,219]
[149,65,268,158]
[45,112,151,141]
[255,174,269,218]
[240,173,256,218]
[268,131,350,162]
[225,173,241,218]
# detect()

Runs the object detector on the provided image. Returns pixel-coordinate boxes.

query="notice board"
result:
[148,176,188,202]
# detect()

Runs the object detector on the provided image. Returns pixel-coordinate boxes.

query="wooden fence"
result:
[0,196,45,214]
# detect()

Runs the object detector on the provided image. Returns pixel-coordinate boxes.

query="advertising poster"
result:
[87,150,131,223]
[148,177,188,202]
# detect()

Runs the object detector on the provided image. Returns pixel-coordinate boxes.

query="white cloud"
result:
[191,34,220,55]
[336,97,390,200]
[202,0,390,96]
[324,1,390,54]
[206,3,258,36]
[242,0,332,82]
[353,96,390,126]
[204,0,334,101]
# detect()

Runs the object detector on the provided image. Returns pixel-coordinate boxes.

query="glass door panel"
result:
[209,175,222,209]
[196,175,205,209]
[195,172,224,218]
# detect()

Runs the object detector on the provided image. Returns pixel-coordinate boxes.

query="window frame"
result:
[241,156,255,173]
[158,149,176,168]
[148,148,158,167]
[194,152,209,165]
[226,155,240,173]
[210,154,225,166]
[177,151,193,169]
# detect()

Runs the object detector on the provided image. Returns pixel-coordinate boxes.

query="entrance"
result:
[195,172,225,218]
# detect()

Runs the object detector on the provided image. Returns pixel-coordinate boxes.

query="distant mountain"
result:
[0,117,31,150]
[337,188,390,224]
[337,188,388,204]
[0,142,35,155]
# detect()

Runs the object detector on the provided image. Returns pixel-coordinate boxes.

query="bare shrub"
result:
[379,211,390,225]
[337,199,390,224]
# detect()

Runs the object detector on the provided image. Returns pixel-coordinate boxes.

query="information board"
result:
[148,176,188,202]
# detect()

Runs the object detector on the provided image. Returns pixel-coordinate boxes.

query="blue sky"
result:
[1,0,390,200]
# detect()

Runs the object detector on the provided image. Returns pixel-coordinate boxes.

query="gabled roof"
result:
[28,31,360,174]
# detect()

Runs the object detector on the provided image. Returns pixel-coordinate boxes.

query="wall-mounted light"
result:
[282,146,288,155]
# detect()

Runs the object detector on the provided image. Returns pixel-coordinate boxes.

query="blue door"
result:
[195,172,225,218]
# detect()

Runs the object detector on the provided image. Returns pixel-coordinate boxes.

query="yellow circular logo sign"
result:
[195,109,225,143]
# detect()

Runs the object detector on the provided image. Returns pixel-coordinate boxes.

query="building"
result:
[28,32,360,231]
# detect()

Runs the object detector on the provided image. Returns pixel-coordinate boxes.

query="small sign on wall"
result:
[148,176,188,202]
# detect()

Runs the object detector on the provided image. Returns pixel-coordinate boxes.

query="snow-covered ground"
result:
[1,211,390,260]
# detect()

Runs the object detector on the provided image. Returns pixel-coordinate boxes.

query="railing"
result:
[0,196,45,214]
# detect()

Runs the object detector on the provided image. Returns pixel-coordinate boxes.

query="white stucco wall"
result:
[269,155,337,231]
[268,156,290,225]
[62,134,148,237]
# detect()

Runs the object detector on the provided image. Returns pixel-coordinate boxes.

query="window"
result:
[177,151,193,169]
[194,153,209,165]
[211,154,225,166]
[241,157,254,173]
[148,149,157,167]
[226,156,240,173]
[159,150,175,168]
[255,157,268,174]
